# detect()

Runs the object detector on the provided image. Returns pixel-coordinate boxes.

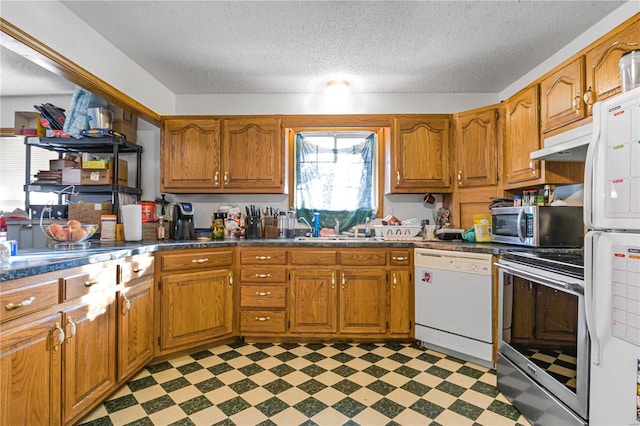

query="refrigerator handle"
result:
[584,231,600,365]
[583,102,600,229]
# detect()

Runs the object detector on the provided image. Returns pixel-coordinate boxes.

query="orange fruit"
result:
[67,220,82,230]
[71,228,88,241]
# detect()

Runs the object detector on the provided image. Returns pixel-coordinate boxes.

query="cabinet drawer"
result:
[240,286,286,308]
[390,250,411,266]
[0,278,59,323]
[160,249,233,272]
[340,250,387,266]
[62,264,117,301]
[240,267,287,283]
[240,249,287,265]
[290,250,338,265]
[240,310,286,333]
[119,253,154,285]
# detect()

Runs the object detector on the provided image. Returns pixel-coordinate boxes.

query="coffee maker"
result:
[169,202,195,240]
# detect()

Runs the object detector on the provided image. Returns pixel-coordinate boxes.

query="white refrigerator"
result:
[584,86,640,426]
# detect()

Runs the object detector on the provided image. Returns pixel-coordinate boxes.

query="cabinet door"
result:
[505,85,540,185]
[455,107,499,188]
[161,118,221,192]
[288,269,337,333]
[118,278,154,382]
[584,16,640,112]
[389,269,412,336]
[222,117,284,192]
[540,57,586,133]
[339,268,386,334]
[160,269,233,350]
[62,299,117,424]
[510,277,536,343]
[391,116,452,193]
[535,286,578,344]
[1,312,62,426]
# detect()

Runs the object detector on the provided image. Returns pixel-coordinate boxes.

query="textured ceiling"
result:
[2,1,627,97]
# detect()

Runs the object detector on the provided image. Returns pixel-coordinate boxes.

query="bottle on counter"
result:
[211,213,226,240]
[286,210,296,238]
[278,211,287,238]
[313,212,320,238]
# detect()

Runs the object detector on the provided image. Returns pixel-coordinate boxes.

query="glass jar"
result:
[211,213,226,240]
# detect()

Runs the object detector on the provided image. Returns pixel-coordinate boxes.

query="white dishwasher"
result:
[415,248,494,367]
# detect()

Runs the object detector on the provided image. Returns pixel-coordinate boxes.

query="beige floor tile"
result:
[479,372,497,385]
[148,404,186,424]
[226,355,254,369]
[314,370,343,387]
[447,372,479,389]
[433,408,475,425]
[352,407,393,426]
[152,368,182,384]
[269,406,309,425]
[463,360,489,372]
[343,345,368,358]
[242,386,275,406]
[205,386,240,404]
[261,345,287,356]
[217,368,246,385]
[412,371,444,388]
[347,371,377,387]
[196,355,223,369]
[249,369,279,386]
[287,356,313,370]
[277,387,311,406]
[374,357,402,371]
[289,346,314,357]
[208,345,232,355]
[371,346,395,358]
[184,368,213,384]
[280,370,309,386]
[345,358,370,370]
[108,384,133,399]
[229,406,268,425]
[350,386,384,407]
[169,354,196,368]
[311,406,350,426]
[130,384,167,403]
[166,385,201,404]
[188,405,228,425]
[256,356,283,370]
[423,388,457,409]
[315,357,343,371]
[434,357,464,372]
[495,393,511,404]
[316,346,340,357]
[108,404,148,425]
[475,409,524,426]
[379,371,411,387]
[405,358,431,372]
[385,387,420,407]
[313,386,349,406]
[393,406,434,425]
[130,368,151,381]
[459,388,495,409]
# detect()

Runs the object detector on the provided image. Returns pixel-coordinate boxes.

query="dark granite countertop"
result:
[1,237,581,282]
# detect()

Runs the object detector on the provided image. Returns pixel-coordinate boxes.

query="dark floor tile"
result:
[385,421,402,426]
[217,396,251,417]
[128,376,158,393]
[456,365,485,379]
[388,353,411,364]
[168,418,196,426]
[189,350,214,360]
[360,352,384,364]
[332,365,357,377]
[124,417,154,426]
[331,343,353,351]
[229,378,259,394]
[444,354,467,364]
[104,394,138,413]
[269,363,296,377]
[470,380,500,397]
[342,420,360,426]
[228,341,248,349]
[306,343,326,351]
[358,343,378,351]
[371,397,405,419]
[436,381,467,397]
[333,397,366,418]
[212,419,235,426]
[179,395,213,415]
[246,351,270,362]
[383,343,405,351]
[303,352,327,363]
[409,399,445,419]
[255,396,290,417]
[195,377,225,393]
[263,378,294,395]
[363,365,389,378]
[141,395,176,415]
[394,365,420,378]
[367,380,397,396]
[218,350,242,361]
[400,379,431,397]
[253,343,275,350]
[78,416,113,426]
[299,420,319,426]
[294,397,328,417]
[426,365,453,379]
[160,377,190,393]
[487,399,523,421]
[279,342,300,350]
[256,420,278,426]
[239,362,265,377]
[448,399,484,420]
[331,379,362,395]
[300,364,327,377]
[331,352,355,363]
[416,352,442,365]
[146,361,172,374]
[176,362,203,375]
[275,351,298,362]
[298,378,327,395]
[208,362,234,375]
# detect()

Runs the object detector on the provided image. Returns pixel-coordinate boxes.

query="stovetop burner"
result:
[502,250,584,279]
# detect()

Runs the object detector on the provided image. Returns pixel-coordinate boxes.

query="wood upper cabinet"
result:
[584,15,640,113]
[340,268,387,334]
[222,117,284,192]
[540,57,586,133]
[161,118,222,192]
[505,85,541,185]
[390,115,452,193]
[454,106,499,188]
[289,269,338,334]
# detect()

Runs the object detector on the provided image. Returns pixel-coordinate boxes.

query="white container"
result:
[619,49,640,92]
[121,204,142,241]
[374,225,422,239]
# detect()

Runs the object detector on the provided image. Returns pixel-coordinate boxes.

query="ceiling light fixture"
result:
[326,80,350,96]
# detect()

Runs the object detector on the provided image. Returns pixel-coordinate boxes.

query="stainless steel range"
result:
[496,250,589,426]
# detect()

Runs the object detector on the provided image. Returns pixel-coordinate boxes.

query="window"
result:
[293,130,378,232]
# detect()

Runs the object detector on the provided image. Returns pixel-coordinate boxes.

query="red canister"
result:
[138,201,156,222]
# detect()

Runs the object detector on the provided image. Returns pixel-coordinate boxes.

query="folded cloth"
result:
[63,86,108,138]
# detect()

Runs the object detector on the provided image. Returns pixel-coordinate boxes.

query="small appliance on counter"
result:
[169,202,195,240]
[435,228,464,240]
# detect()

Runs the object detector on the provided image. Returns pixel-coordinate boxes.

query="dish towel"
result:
[63,86,108,138]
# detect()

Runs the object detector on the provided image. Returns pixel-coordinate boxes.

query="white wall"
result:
[1,95,72,128]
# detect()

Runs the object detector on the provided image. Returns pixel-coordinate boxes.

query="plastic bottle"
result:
[286,210,296,238]
[313,212,320,238]
[278,211,287,238]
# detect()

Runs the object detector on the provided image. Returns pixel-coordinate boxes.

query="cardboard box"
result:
[110,105,137,143]
[68,203,113,232]
[61,167,81,184]
[14,111,45,136]
[80,159,128,185]
[50,159,77,171]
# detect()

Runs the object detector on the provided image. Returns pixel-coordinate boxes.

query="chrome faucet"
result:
[298,217,313,236]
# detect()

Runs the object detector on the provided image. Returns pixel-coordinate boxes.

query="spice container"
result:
[211,213,225,240]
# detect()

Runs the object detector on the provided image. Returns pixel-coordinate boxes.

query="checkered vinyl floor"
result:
[79,342,531,426]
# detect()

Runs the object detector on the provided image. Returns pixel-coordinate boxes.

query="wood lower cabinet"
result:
[389,268,412,335]
[340,268,386,334]
[156,249,235,354]
[289,269,338,334]
[389,115,452,193]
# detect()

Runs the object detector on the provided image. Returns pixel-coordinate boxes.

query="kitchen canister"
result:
[619,49,640,92]
[121,204,142,241]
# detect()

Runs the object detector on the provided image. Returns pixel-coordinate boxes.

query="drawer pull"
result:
[228,273,233,288]
[5,296,35,310]
[255,255,271,260]
[192,258,209,264]
[392,272,397,289]
[255,316,270,321]
[393,256,406,261]
[122,293,131,315]
[331,272,335,289]
[132,268,143,273]
[256,291,271,296]
[53,321,65,351]
[255,273,271,278]
[65,317,77,341]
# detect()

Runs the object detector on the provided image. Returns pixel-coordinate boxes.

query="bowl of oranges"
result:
[44,220,97,248]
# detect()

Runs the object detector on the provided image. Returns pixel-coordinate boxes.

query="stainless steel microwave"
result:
[491,206,583,247]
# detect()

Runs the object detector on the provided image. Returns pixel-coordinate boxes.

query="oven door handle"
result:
[584,231,600,365]
[496,262,582,294]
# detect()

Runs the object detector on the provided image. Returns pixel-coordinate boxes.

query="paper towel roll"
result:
[121,204,142,241]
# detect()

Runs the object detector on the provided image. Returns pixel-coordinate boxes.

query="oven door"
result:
[497,261,589,421]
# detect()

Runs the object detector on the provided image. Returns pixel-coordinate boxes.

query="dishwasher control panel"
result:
[450,260,491,274]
